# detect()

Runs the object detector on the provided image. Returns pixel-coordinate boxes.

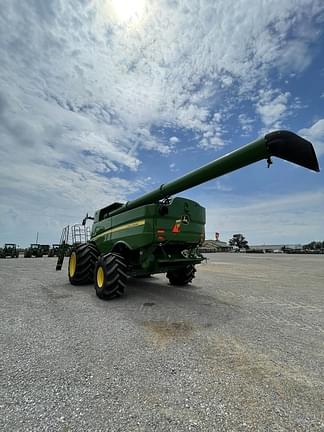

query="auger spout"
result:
[110,130,319,217]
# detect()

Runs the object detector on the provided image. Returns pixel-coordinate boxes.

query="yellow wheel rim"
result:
[97,266,104,288]
[69,252,77,277]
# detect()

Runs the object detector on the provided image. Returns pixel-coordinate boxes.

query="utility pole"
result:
[36,232,39,244]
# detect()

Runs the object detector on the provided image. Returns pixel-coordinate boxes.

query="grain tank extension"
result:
[57,130,320,299]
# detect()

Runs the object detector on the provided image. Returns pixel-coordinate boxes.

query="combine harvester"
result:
[56,131,320,299]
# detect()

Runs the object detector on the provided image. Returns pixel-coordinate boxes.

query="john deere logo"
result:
[181,215,190,224]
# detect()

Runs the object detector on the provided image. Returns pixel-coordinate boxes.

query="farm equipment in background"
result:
[0,244,19,258]
[40,244,50,256]
[56,130,320,300]
[24,244,43,258]
[48,244,61,257]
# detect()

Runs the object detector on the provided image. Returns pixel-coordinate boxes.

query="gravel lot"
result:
[1,253,323,431]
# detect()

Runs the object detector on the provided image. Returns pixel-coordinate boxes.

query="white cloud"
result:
[238,114,254,134]
[199,134,224,150]
[256,90,290,128]
[299,119,324,158]
[2,0,322,151]
[169,136,179,145]
[202,181,232,193]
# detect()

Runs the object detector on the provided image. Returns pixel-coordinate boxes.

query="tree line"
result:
[228,234,324,251]
[302,241,324,251]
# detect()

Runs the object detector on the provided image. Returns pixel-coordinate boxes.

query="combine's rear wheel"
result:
[68,243,99,285]
[94,253,128,300]
[166,265,196,286]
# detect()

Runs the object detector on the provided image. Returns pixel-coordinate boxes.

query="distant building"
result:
[199,239,232,252]
[199,242,306,254]
[249,244,303,253]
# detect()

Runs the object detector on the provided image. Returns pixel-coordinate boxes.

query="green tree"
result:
[229,233,249,249]
[303,241,324,250]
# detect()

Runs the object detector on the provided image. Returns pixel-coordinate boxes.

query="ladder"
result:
[56,224,91,271]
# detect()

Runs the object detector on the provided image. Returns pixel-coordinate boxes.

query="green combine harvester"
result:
[0,244,19,258]
[24,244,43,258]
[56,131,320,299]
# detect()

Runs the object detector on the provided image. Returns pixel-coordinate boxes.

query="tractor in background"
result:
[0,244,19,258]
[48,244,61,257]
[24,244,43,258]
[40,244,50,256]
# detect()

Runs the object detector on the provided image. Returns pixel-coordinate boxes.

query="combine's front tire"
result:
[166,265,196,286]
[94,253,128,300]
[68,243,99,285]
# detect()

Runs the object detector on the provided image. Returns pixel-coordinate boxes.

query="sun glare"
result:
[112,0,146,24]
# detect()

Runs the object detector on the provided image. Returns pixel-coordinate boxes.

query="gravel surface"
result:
[1,253,323,431]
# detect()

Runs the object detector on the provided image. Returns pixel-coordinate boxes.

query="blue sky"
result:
[0,0,323,246]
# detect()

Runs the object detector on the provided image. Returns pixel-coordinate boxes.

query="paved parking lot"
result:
[1,253,323,431]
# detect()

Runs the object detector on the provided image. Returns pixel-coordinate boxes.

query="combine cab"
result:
[0,244,19,258]
[24,244,43,258]
[56,130,320,300]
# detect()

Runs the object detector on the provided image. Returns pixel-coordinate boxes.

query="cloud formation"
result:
[299,119,324,157]
[0,0,323,244]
